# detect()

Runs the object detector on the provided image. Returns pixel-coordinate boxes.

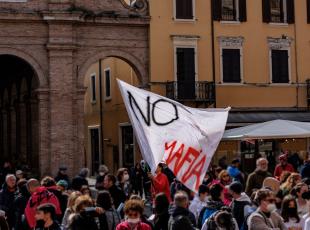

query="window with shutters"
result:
[212,0,247,22]
[271,49,290,83]
[221,49,242,83]
[307,0,310,24]
[222,0,238,21]
[263,0,294,24]
[270,0,285,23]
[90,74,96,103]
[174,0,195,20]
[176,48,196,99]
[172,36,198,100]
[104,68,112,100]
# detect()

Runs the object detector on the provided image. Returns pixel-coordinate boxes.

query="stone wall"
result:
[0,0,149,176]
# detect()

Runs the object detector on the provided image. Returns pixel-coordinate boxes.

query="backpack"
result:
[170,215,194,230]
[197,206,207,229]
[205,210,237,230]
[201,208,217,226]
[240,207,256,230]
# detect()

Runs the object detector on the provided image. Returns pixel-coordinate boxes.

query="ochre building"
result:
[84,0,310,174]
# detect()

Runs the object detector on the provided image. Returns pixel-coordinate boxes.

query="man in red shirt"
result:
[149,163,171,203]
[274,154,295,180]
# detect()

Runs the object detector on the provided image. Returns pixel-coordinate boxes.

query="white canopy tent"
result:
[222,119,310,140]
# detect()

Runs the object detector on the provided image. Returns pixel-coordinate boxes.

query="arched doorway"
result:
[0,54,39,175]
[83,57,143,175]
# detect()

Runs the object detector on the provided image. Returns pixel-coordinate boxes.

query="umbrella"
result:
[222,119,310,140]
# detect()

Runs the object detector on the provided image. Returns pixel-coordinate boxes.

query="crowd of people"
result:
[1,152,310,229]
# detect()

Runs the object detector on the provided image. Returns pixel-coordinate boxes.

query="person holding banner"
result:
[148,163,171,203]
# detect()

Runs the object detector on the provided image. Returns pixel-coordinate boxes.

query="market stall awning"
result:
[222,119,310,140]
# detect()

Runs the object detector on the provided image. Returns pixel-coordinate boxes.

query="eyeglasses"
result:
[222,175,229,178]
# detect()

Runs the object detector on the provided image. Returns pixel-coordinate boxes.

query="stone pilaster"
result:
[36,89,50,176]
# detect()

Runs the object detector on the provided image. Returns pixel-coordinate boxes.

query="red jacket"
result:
[24,186,61,228]
[151,172,171,203]
[274,163,295,180]
[116,221,151,230]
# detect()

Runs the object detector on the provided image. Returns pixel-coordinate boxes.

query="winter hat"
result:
[57,180,68,190]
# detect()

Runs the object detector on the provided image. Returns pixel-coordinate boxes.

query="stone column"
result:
[10,104,16,162]
[2,108,7,158]
[15,99,21,161]
[25,97,32,166]
[6,105,11,159]
[19,98,27,163]
[36,89,50,176]
[30,96,39,170]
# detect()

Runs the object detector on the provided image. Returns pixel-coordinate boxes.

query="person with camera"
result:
[34,203,61,230]
[69,195,100,230]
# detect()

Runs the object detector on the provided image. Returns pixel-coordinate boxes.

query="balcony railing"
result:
[221,8,236,21]
[166,81,215,106]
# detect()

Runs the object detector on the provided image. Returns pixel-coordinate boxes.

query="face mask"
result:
[123,174,130,181]
[99,172,105,176]
[36,219,45,228]
[267,203,277,213]
[127,218,140,224]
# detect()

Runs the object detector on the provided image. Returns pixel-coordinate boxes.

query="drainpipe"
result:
[293,17,299,108]
[99,59,104,164]
[211,0,217,108]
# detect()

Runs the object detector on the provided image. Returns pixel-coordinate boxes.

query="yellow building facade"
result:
[84,0,310,174]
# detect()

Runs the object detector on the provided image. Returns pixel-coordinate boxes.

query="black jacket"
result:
[13,184,30,230]
[69,213,98,230]
[301,163,310,179]
[0,186,17,228]
[230,197,251,228]
[35,221,61,230]
[108,185,126,209]
[168,206,196,230]
[154,210,169,230]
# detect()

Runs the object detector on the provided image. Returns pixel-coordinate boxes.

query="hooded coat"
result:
[24,186,61,228]
[201,200,224,225]
[168,206,196,230]
[230,193,252,228]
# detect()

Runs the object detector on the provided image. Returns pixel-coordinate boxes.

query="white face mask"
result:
[99,172,105,176]
[127,218,140,224]
[267,203,277,213]
[123,174,130,181]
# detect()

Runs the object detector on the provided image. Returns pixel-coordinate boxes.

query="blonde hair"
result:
[74,195,93,213]
[218,170,229,180]
[67,191,81,212]
[280,173,301,193]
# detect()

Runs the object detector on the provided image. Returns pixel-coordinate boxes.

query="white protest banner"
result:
[117,79,229,193]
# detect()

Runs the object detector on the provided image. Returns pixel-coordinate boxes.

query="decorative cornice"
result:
[171,35,200,40]
[218,36,244,48]
[267,37,293,49]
